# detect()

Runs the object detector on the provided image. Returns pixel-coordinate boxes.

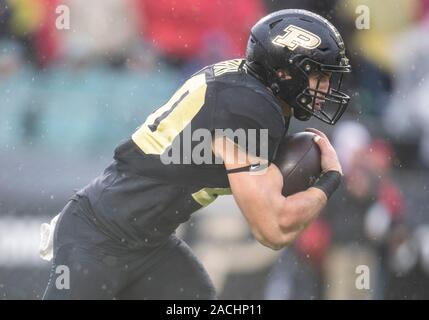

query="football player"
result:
[42,9,351,299]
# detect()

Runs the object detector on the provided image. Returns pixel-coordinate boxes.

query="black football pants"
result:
[42,197,216,300]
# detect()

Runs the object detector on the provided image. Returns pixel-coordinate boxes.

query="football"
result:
[273,132,322,196]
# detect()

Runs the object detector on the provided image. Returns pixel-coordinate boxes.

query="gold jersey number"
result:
[132,73,207,155]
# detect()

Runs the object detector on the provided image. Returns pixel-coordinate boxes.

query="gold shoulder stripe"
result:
[132,73,207,155]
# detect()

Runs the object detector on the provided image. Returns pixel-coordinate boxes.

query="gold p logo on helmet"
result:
[272,25,321,51]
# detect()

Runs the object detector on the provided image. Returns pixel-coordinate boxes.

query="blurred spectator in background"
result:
[134,0,265,76]
[323,124,405,299]
[331,121,371,175]
[33,0,60,68]
[337,0,420,71]
[0,39,23,79]
[383,12,429,167]
[0,0,12,38]
[264,218,332,300]
[0,0,183,155]
[179,31,235,79]
[61,0,140,68]
[383,219,429,299]
[333,0,417,117]
[6,0,61,68]
[0,39,38,148]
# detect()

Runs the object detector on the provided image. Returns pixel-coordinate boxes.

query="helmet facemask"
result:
[274,55,351,125]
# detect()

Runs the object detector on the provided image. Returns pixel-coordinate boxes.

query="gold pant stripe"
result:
[191,187,232,207]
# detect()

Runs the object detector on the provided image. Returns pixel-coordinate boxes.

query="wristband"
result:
[312,170,342,199]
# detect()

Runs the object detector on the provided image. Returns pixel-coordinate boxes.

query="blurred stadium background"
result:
[1,0,429,299]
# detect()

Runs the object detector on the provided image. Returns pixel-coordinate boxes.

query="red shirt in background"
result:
[133,0,266,60]
[34,0,61,67]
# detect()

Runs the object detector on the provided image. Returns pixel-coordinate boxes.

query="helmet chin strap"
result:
[273,93,311,123]
[293,107,312,121]
[246,60,314,122]
[273,76,313,121]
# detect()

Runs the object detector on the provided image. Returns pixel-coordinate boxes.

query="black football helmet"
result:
[245,9,351,125]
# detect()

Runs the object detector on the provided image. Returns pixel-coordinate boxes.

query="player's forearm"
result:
[244,187,327,250]
[273,187,327,247]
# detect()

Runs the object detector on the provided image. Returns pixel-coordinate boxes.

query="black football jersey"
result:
[77,59,288,248]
